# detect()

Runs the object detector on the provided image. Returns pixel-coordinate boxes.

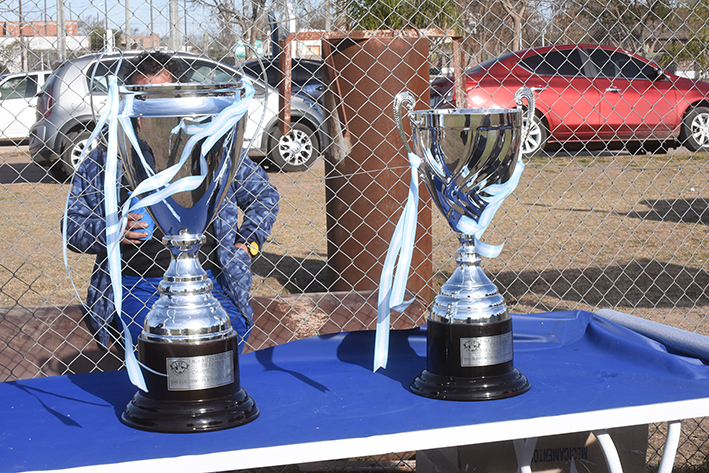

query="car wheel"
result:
[62,129,96,171]
[522,113,548,158]
[268,122,320,172]
[681,106,709,152]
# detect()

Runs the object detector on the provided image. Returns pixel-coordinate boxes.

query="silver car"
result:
[29,51,326,178]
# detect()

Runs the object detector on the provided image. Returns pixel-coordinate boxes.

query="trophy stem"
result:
[410,234,530,401]
[122,230,259,433]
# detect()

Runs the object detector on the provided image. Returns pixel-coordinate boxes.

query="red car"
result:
[430,44,709,156]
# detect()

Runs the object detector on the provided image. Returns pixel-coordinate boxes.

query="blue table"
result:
[2,311,709,473]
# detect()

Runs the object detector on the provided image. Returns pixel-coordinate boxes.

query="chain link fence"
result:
[2,0,709,471]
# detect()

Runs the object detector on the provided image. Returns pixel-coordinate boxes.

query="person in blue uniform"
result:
[65,51,279,352]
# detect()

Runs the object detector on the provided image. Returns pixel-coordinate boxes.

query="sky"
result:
[5,0,209,37]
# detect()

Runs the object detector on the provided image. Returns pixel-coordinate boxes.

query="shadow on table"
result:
[335,329,425,391]
[68,370,137,422]
[255,348,330,393]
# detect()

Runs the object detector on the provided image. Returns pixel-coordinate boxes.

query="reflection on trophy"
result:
[117,82,258,432]
[394,88,533,401]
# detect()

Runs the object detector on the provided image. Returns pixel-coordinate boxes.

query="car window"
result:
[613,53,658,80]
[88,60,122,93]
[85,57,240,92]
[293,62,324,84]
[587,49,617,77]
[184,59,240,83]
[519,50,583,76]
[586,49,659,80]
[243,61,279,88]
[40,70,59,94]
[0,75,38,100]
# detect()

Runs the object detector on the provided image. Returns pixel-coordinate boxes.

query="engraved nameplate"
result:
[460,333,513,367]
[166,351,234,391]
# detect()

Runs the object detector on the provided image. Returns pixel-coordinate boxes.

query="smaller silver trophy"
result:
[394,88,534,400]
[116,81,258,432]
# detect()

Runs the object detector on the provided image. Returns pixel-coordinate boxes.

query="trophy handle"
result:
[393,91,417,157]
[514,87,535,152]
[394,91,447,181]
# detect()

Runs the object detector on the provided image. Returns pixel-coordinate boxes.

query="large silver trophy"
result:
[394,88,534,401]
[116,81,258,432]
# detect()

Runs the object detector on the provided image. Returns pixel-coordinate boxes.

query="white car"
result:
[0,70,50,141]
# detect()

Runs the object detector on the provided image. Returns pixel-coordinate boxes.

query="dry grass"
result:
[3,146,709,339]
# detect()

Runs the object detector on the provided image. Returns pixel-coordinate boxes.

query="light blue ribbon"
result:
[374,151,420,372]
[455,156,525,258]
[63,76,253,391]
[373,145,526,371]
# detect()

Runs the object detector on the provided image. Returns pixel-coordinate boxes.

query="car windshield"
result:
[468,54,513,74]
[85,56,242,93]
[242,58,324,90]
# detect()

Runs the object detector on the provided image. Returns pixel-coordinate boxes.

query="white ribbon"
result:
[64,76,254,391]
[373,144,526,371]
[374,151,420,372]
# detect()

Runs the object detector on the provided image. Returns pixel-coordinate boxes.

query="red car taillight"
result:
[37,82,55,120]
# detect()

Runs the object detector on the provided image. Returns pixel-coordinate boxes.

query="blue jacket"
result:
[65,148,279,346]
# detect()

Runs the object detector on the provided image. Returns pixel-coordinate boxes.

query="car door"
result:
[588,49,678,140]
[0,73,40,140]
[519,49,603,142]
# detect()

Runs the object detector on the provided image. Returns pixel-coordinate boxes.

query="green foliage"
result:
[88,28,123,51]
[347,0,459,30]
[654,0,709,78]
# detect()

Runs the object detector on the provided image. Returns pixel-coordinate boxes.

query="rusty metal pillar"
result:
[322,30,434,304]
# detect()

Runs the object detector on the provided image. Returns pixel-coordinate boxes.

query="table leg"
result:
[658,420,682,473]
[593,429,624,473]
[513,437,538,473]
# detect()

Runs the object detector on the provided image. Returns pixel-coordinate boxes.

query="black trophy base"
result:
[410,367,530,401]
[410,319,530,401]
[122,386,259,433]
[121,332,258,433]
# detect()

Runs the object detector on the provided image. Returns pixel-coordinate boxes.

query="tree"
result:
[190,0,273,60]
[562,0,680,55]
[658,0,709,78]
[451,0,525,67]
[347,0,459,30]
[499,0,529,51]
[79,15,123,51]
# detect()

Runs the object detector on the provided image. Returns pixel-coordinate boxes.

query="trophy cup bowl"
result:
[394,88,533,401]
[117,82,258,432]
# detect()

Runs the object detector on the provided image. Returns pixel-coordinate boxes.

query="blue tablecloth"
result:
[2,311,709,473]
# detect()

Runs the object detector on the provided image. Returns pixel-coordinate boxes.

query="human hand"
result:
[234,242,252,260]
[121,212,149,244]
